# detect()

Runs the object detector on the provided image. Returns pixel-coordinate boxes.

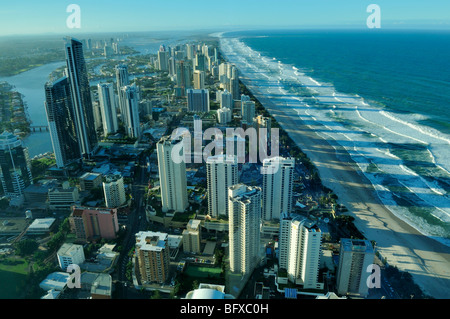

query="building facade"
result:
[135,231,170,284]
[336,238,375,297]
[44,77,82,168]
[157,136,188,213]
[279,214,323,290]
[70,206,119,243]
[103,173,126,208]
[228,184,262,275]
[0,131,33,200]
[206,155,238,218]
[65,37,97,157]
[261,157,295,221]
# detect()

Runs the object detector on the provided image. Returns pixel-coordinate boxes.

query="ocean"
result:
[219,29,450,246]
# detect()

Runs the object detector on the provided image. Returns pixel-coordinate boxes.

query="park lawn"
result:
[0,257,30,299]
[184,264,222,279]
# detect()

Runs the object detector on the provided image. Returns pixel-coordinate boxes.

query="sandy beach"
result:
[250,87,450,299]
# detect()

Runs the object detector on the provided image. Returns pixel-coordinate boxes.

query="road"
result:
[115,154,149,299]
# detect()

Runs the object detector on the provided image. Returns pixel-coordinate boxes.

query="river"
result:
[0,33,195,158]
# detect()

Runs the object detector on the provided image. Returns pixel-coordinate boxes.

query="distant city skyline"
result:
[1,0,450,36]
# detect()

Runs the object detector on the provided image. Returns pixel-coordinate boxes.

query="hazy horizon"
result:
[1,0,449,37]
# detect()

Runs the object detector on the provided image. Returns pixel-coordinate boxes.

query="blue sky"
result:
[1,0,450,36]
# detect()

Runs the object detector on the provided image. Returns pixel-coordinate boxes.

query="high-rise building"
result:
[44,77,82,168]
[261,157,295,221]
[97,83,118,136]
[193,70,205,89]
[121,84,140,139]
[70,206,120,243]
[182,219,202,254]
[195,53,206,72]
[241,100,255,125]
[115,64,129,120]
[187,89,210,113]
[157,136,188,213]
[157,50,170,72]
[279,214,323,290]
[175,60,192,95]
[217,107,232,124]
[228,184,262,275]
[0,131,33,200]
[229,77,240,101]
[103,173,126,208]
[336,238,375,297]
[135,231,170,284]
[218,90,233,109]
[206,155,238,218]
[65,37,97,157]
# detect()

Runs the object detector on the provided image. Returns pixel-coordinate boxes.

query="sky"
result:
[1,0,450,36]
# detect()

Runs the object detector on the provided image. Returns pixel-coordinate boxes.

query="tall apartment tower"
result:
[187,89,210,113]
[0,131,33,200]
[103,174,126,208]
[115,64,129,120]
[97,83,118,136]
[157,50,170,72]
[241,100,255,125]
[44,77,82,168]
[64,37,97,157]
[135,231,170,284]
[157,136,188,213]
[228,184,262,275]
[193,70,205,89]
[336,238,375,297]
[175,60,192,95]
[206,155,238,218]
[218,90,233,109]
[121,84,140,139]
[279,214,323,290]
[261,157,295,221]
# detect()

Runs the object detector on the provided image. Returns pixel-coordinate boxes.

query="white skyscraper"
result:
[206,155,239,218]
[97,83,118,136]
[217,107,232,124]
[218,89,233,109]
[228,184,262,275]
[121,84,140,139]
[157,136,188,213]
[261,157,295,221]
[279,214,323,290]
[103,173,127,208]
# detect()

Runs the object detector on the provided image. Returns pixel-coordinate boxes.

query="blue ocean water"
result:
[235,29,450,135]
[220,29,450,245]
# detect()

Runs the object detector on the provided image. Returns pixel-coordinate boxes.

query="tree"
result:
[15,239,38,256]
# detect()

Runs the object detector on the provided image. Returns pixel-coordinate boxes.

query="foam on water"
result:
[218,35,450,246]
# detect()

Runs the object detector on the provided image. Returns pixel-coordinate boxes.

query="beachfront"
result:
[217,34,450,299]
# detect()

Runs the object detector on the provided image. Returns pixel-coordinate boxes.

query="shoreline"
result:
[240,78,450,299]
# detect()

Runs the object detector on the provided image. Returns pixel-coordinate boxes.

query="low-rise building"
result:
[48,182,80,210]
[57,243,86,271]
[79,172,102,191]
[26,218,56,235]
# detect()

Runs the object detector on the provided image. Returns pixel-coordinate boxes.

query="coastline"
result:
[240,76,450,299]
[215,31,450,298]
